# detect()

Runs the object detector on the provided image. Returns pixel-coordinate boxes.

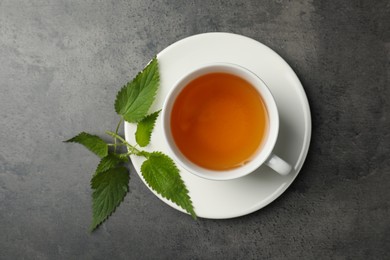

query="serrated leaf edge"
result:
[94,153,128,177]
[90,167,130,231]
[140,152,196,219]
[135,110,161,147]
[114,57,159,122]
[64,132,108,158]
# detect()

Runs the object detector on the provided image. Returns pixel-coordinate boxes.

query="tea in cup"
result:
[162,63,291,180]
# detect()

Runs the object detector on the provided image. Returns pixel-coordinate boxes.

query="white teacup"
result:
[162,63,292,180]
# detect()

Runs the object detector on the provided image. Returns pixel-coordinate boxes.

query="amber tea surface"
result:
[170,72,268,170]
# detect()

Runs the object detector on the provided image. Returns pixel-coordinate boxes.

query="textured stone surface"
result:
[1,0,389,259]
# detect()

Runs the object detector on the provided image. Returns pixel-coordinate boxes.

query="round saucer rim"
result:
[125,32,312,219]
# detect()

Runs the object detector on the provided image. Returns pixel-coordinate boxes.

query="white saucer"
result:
[124,33,311,219]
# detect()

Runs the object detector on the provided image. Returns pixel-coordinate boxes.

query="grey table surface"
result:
[1,0,389,259]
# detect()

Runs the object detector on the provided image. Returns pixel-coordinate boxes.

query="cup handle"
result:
[265,154,292,176]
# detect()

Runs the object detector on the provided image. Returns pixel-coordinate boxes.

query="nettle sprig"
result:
[65,58,196,231]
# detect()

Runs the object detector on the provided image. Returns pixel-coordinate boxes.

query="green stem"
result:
[115,118,123,134]
[113,118,124,152]
[106,131,149,157]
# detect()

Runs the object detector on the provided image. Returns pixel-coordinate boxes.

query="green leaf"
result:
[95,153,128,175]
[135,110,161,147]
[91,166,129,231]
[64,132,108,158]
[115,57,159,123]
[141,152,196,219]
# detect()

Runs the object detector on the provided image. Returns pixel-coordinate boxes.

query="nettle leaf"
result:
[65,132,108,158]
[141,152,196,218]
[115,57,159,123]
[96,153,128,175]
[135,110,161,147]
[91,166,129,231]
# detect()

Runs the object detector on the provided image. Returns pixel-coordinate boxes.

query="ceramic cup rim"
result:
[162,62,280,181]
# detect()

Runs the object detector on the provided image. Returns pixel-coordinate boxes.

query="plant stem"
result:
[115,118,123,134]
[108,143,127,147]
[113,118,124,152]
[105,131,148,157]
